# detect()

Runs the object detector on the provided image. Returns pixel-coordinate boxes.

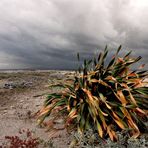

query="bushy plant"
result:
[37,46,148,141]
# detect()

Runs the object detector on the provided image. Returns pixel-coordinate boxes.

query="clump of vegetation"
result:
[72,129,148,148]
[1,129,39,148]
[37,45,148,142]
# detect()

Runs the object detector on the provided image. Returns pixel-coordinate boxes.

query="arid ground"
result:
[0,70,147,148]
[0,70,74,148]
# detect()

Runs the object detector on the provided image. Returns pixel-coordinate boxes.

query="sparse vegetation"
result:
[37,46,148,144]
[71,129,148,148]
[1,129,39,148]
[0,129,57,148]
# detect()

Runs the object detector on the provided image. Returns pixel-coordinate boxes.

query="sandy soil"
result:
[0,70,147,148]
[0,70,74,148]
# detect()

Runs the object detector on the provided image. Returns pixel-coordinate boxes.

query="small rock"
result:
[17,112,23,118]
[26,110,32,118]
[3,110,7,114]
[36,104,40,107]
[54,119,64,124]
[23,82,33,87]
[23,104,29,109]
[19,100,24,103]
[54,124,65,130]
[4,82,16,89]
[8,110,15,115]
[10,106,15,109]
[1,103,6,106]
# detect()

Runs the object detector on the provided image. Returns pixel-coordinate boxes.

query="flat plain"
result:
[0,70,74,147]
[0,70,147,147]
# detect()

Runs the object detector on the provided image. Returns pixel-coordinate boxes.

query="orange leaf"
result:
[96,121,103,138]
[122,84,137,105]
[82,88,94,102]
[112,112,125,129]
[129,91,137,106]
[105,76,117,82]
[68,108,77,118]
[38,106,52,116]
[120,107,140,138]
[136,107,146,114]
[114,119,125,129]
[117,90,128,106]
[105,101,112,109]
[128,73,137,77]
[107,125,117,141]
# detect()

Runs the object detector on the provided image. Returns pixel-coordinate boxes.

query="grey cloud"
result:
[0,0,148,70]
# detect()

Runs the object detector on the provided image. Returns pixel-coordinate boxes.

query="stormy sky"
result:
[0,0,148,70]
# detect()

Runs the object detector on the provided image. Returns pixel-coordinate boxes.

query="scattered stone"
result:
[10,106,15,109]
[4,82,16,89]
[17,112,23,118]
[8,110,15,115]
[35,104,40,107]
[19,100,24,103]
[26,110,32,118]
[23,104,30,109]
[54,119,64,124]
[21,81,33,88]
[3,110,7,114]
[3,80,34,90]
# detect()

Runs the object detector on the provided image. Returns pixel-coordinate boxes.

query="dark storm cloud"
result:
[0,0,148,69]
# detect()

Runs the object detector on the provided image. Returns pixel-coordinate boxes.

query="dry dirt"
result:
[0,70,147,148]
[0,70,74,148]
